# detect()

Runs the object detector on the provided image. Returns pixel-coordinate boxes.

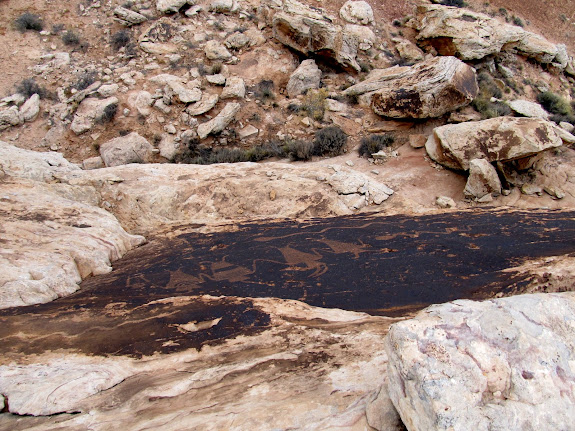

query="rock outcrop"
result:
[370,56,478,118]
[425,117,564,170]
[271,0,361,71]
[415,5,565,67]
[0,142,145,309]
[70,97,118,135]
[463,158,502,199]
[385,292,575,431]
[286,59,322,98]
[99,132,154,167]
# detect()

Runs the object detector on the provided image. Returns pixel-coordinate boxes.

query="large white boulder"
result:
[286,59,322,98]
[385,292,575,431]
[99,132,154,167]
[340,1,374,25]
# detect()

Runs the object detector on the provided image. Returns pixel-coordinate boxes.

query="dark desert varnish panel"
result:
[1,209,574,358]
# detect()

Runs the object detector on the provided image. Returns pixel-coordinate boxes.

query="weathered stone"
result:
[0,106,23,130]
[157,0,188,14]
[506,99,549,119]
[463,158,502,199]
[286,59,322,98]
[225,32,250,50]
[436,195,456,208]
[71,97,118,135]
[205,40,233,61]
[19,94,40,122]
[113,6,148,25]
[98,83,119,97]
[394,38,425,63]
[327,170,394,205]
[128,90,153,117]
[206,74,226,85]
[343,66,411,97]
[99,132,154,167]
[186,93,219,116]
[371,56,478,119]
[339,0,374,25]
[385,292,575,431]
[409,134,427,149]
[208,0,237,13]
[139,18,178,53]
[82,156,105,170]
[197,102,241,139]
[425,117,564,170]
[158,135,180,160]
[239,125,259,139]
[415,5,563,65]
[165,79,202,104]
[272,0,360,71]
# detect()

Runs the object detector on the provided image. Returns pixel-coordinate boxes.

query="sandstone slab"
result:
[425,117,564,170]
[370,56,478,119]
[71,97,118,135]
[415,5,563,65]
[385,292,575,431]
[185,93,219,116]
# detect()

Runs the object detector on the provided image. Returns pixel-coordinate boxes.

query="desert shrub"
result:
[286,140,314,161]
[98,103,118,124]
[512,16,524,27]
[15,12,44,32]
[471,71,511,119]
[73,71,98,90]
[302,89,328,121]
[439,0,465,6]
[211,147,249,163]
[358,134,394,158]
[16,78,47,99]
[537,91,573,117]
[255,79,275,101]
[287,103,302,113]
[62,30,81,46]
[313,126,347,157]
[211,62,223,74]
[111,30,131,51]
[51,24,65,34]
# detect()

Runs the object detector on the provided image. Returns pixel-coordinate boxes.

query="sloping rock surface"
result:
[370,56,478,118]
[425,117,564,170]
[385,292,575,431]
[415,4,563,65]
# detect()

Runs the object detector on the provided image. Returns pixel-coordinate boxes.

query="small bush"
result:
[15,12,44,32]
[512,16,524,27]
[211,62,223,74]
[433,0,465,6]
[313,126,347,157]
[52,24,65,34]
[16,78,47,99]
[62,30,81,46]
[98,103,118,124]
[358,134,394,157]
[287,140,314,161]
[302,89,328,121]
[73,71,98,90]
[472,98,511,119]
[111,30,131,51]
[537,91,575,124]
[255,79,275,101]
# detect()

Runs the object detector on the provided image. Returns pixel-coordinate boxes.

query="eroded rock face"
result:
[271,0,361,71]
[415,4,564,66]
[425,117,564,170]
[99,132,154,167]
[385,292,575,431]
[0,143,145,309]
[370,56,478,118]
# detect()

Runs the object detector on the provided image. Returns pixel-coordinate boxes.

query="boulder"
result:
[271,0,360,71]
[415,5,563,66]
[204,40,233,61]
[197,102,241,139]
[343,66,411,97]
[82,156,105,170]
[138,18,179,54]
[463,158,502,199]
[425,117,564,170]
[19,94,40,122]
[164,79,202,104]
[385,292,575,431]
[220,76,245,99]
[370,56,478,119]
[128,90,154,117]
[186,93,219,116]
[206,74,226,85]
[394,38,425,63]
[157,0,188,13]
[98,83,119,97]
[158,135,180,160]
[0,106,23,130]
[208,0,238,14]
[225,32,250,50]
[71,97,118,135]
[286,59,322,98]
[505,99,549,119]
[113,6,148,25]
[99,132,154,167]
[339,0,374,25]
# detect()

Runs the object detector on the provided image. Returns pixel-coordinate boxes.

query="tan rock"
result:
[286,59,322,98]
[71,97,118,135]
[425,117,564,170]
[339,0,374,25]
[186,93,219,116]
[197,102,241,139]
[99,132,154,167]
[463,158,502,199]
[371,56,478,118]
[220,76,246,99]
